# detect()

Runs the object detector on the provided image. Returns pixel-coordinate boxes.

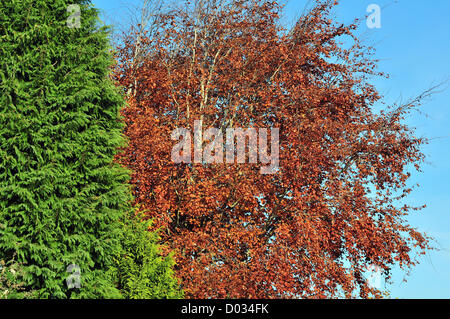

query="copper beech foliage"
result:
[114,0,432,298]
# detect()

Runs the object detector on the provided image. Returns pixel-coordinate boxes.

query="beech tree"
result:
[115,0,432,298]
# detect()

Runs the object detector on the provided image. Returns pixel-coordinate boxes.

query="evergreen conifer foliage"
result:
[116,212,183,299]
[0,0,132,298]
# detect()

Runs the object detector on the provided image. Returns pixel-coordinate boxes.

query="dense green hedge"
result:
[0,0,181,298]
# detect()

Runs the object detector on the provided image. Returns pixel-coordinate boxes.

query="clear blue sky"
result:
[92,0,450,298]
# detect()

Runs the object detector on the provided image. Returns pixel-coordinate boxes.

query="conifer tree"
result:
[0,0,181,298]
[115,211,183,299]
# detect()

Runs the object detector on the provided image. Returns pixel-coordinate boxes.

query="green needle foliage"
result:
[116,212,183,299]
[0,0,181,298]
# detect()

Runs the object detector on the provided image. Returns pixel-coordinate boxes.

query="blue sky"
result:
[92,0,450,298]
